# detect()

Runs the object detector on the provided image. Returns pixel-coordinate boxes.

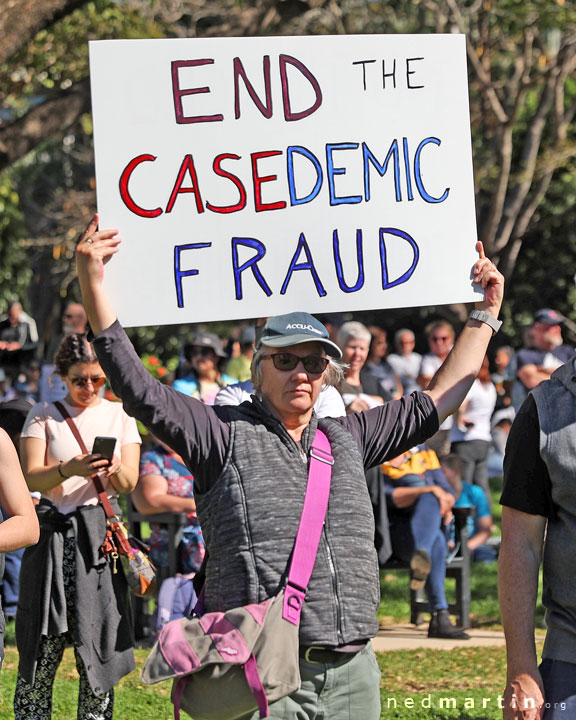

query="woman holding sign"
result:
[76,214,503,719]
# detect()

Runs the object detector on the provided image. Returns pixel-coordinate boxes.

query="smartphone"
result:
[92,436,117,465]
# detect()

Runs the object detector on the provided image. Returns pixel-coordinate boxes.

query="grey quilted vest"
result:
[532,359,576,663]
[196,399,380,647]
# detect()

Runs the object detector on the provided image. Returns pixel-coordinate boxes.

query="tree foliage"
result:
[0,175,32,310]
[0,0,574,352]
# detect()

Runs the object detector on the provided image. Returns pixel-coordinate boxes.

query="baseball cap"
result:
[186,331,227,358]
[258,312,342,358]
[534,308,566,325]
[240,326,256,345]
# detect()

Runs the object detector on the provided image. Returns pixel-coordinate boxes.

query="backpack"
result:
[155,574,198,633]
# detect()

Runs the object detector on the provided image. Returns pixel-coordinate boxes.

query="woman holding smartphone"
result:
[14,333,141,720]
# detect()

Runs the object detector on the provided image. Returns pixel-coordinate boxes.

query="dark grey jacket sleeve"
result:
[336,391,439,469]
[92,320,230,493]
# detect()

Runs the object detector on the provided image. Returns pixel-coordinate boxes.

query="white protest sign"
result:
[89,34,482,327]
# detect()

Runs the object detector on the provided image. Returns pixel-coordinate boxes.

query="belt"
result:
[299,645,360,665]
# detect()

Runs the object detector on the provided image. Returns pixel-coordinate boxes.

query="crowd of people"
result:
[0,220,573,719]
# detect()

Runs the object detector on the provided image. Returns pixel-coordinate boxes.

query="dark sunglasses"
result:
[191,346,215,357]
[68,375,107,389]
[431,336,451,342]
[261,353,329,374]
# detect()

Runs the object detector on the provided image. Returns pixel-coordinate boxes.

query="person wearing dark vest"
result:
[76,214,503,720]
[500,356,576,720]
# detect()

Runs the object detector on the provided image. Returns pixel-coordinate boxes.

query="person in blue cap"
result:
[512,308,573,407]
[74,214,503,720]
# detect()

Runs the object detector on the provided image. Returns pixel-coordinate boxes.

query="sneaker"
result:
[428,609,470,640]
[409,548,431,591]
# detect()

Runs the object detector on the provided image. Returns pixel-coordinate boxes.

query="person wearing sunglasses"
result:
[75,214,503,720]
[173,331,235,404]
[417,320,457,458]
[14,332,141,720]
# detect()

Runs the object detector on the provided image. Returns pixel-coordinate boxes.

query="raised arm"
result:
[0,429,39,552]
[75,214,231,493]
[75,213,120,334]
[424,242,504,424]
[499,506,546,719]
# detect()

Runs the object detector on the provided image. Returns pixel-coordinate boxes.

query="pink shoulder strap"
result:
[282,428,333,625]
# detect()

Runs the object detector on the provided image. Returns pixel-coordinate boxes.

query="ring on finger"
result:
[85,236,94,245]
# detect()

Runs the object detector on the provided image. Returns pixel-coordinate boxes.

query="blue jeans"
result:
[389,493,448,610]
[0,547,25,616]
[472,544,498,564]
[539,658,576,718]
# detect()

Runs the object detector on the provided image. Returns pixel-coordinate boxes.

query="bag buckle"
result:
[310,447,334,465]
[283,583,306,625]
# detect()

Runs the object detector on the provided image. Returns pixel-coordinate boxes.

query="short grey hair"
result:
[394,328,415,345]
[251,345,346,395]
[337,321,371,349]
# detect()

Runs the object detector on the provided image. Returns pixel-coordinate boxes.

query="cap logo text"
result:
[286,323,323,335]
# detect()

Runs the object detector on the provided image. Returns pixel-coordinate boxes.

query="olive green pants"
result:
[240,642,381,720]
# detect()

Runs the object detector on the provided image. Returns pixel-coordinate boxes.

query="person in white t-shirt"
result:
[387,328,422,396]
[15,333,141,719]
[450,355,497,508]
[215,379,346,417]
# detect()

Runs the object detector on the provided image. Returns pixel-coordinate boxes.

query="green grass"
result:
[0,643,544,720]
[378,645,510,719]
[0,647,173,720]
[0,477,543,719]
[378,563,502,627]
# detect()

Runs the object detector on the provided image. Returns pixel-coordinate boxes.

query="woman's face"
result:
[191,347,219,377]
[342,339,369,374]
[63,361,106,408]
[258,342,327,419]
[369,330,387,361]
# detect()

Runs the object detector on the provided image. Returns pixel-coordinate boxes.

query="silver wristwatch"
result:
[469,309,502,334]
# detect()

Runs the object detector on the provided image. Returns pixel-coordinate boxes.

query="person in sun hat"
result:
[172,330,235,404]
[75,213,503,720]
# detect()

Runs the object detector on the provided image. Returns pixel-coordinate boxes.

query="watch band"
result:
[469,309,502,334]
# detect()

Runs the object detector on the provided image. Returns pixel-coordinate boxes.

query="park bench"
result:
[126,496,189,640]
[127,499,473,636]
[381,506,472,629]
